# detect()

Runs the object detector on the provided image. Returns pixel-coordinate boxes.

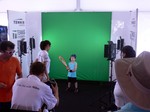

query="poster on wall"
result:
[12,19,25,39]
[7,10,26,40]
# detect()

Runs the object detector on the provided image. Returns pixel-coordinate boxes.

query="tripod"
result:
[29,37,35,65]
[108,60,115,103]
[30,46,33,65]
[89,59,117,112]
[19,54,23,67]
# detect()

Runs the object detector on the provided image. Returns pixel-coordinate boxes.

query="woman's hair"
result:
[0,41,15,52]
[30,62,46,76]
[121,45,136,58]
[40,40,51,50]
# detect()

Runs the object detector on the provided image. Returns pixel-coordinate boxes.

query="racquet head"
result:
[58,56,68,68]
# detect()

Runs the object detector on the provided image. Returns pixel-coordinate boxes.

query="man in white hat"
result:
[115,51,150,112]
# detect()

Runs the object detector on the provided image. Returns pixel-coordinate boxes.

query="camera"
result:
[45,79,56,87]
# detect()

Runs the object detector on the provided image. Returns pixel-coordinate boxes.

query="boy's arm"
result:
[72,62,77,72]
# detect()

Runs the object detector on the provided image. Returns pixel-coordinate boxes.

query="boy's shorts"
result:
[68,77,77,83]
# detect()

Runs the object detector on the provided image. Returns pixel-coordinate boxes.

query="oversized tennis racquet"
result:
[58,56,69,70]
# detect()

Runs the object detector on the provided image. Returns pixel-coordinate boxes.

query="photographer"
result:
[114,45,136,109]
[11,62,59,112]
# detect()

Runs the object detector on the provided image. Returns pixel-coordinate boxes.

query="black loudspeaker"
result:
[117,40,120,50]
[30,38,35,49]
[22,41,27,54]
[120,39,124,50]
[17,41,27,56]
[109,44,116,60]
[117,38,124,50]
[104,43,116,60]
[104,45,109,58]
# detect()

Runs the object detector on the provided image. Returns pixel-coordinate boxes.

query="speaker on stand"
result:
[29,37,35,64]
[117,37,124,51]
[100,41,117,111]
[17,39,27,67]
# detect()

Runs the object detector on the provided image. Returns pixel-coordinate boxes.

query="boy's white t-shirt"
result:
[36,50,51,74]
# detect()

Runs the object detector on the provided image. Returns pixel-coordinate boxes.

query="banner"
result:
[7,10,41,77]
[7,10,27,77]
[7,10,26,41]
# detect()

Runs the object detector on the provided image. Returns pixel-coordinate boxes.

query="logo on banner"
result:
[13,19,25,26]
[12,18,25,39]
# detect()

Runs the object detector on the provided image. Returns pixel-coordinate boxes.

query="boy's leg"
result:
[66,77,71,91]
[73,78,78,93]
[67,82,71,88]
[75,82,78,89]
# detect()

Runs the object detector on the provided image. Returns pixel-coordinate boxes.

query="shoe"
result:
[66,87,71,91]
[74,88,78,93]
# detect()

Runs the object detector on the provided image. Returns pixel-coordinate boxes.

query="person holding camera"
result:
[11,62,59,112]
[114,45,136,109]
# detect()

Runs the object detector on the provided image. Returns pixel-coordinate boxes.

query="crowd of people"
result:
[0,40,150,112]
[0,40,59,112]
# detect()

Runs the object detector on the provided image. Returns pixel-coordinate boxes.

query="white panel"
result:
[137,12,150,55]
[81,0,150,11]
[0,0,76,12]
[1,0,150,12]
[26,12,42,65]
[111,12,131,49]
[7,10,28,77]
[110,11,137,81]
[111,11,137,56]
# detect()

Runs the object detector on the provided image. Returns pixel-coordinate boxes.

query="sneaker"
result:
[74,88,78,93]
[66,87,71,91]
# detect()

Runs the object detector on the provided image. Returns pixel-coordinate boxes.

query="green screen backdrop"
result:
[42,12,111,81]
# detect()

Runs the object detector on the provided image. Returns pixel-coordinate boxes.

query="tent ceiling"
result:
[0,0,150,12]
